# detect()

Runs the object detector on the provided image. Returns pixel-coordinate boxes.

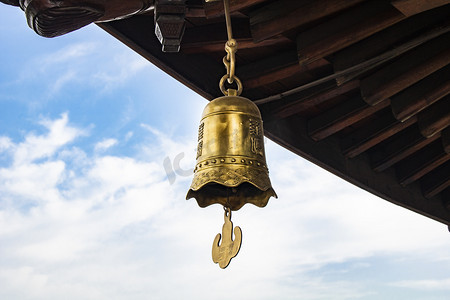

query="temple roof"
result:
[7,0,445,224]
[96,0,450,225]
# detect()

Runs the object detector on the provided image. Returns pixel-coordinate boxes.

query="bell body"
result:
[186,94,277,210]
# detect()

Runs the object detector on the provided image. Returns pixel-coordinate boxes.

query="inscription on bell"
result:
[197,122,204,159]
[249,119,264,157]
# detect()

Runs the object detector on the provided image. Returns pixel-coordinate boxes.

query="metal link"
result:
[224,39,237,84]
[224,206,231,217]
[218,0,244,96]
[220,74,243,96]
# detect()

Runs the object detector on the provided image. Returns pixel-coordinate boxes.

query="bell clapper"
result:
[212,206,242,269]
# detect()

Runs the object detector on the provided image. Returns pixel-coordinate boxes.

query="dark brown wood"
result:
[244,64,309,90]
[154,0,186,52]
[308,97,390,141]
[239,50,299,80]
[204,0,266,18]
[370,126,441,172]
[185,7,207,18]
[244,59,329,90]
[181,17,270,53]
[296,1,405,65]
[443,189,450,208]
[182,36,288,53]
[397,140,450,186]
[420,162,450,198]
[418,96,450,138]
[443,127,450,153]
[264,116,450,225]
[274,80,359,119]
[391,65,450,121]
[0,1,19,6]
[360,33,450,105]
[342,111,417,158]
[250,0,365,43]
[14,0,157,37]
[391,0,450,16]
[332,9,450,84]
[182,19,251,47]
[239,50,309,89]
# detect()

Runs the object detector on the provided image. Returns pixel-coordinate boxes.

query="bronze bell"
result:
[186,90,277,211]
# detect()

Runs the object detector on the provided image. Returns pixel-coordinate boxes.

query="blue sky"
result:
[1,5,450,300]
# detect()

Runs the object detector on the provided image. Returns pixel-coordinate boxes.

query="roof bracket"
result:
[154,0,187,53]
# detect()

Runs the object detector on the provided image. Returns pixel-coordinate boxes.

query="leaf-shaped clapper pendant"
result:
[212,207,242,269]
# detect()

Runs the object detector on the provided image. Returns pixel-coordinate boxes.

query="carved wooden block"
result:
[1,0,155,38]
[154,0,186,52]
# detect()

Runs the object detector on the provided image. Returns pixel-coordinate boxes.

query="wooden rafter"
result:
[391,0,450,16]
[341,111,417,158]
[308,97,390,141]
[418,96,450,138]
[420,162,450,198]
[360,33,450,105]
[397,141,450,186]
[370,126,441,172]
[250,0,365,43]
[296,1,405,65]
[390,65,450,121]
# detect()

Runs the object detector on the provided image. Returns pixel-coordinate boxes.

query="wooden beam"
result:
[370,126,441,172]
[250,0,365,43]
[238,50,327,90]
[397,140,450,186]
[391,0,450,17]
[308,97,390,141]
[185,7,207,18]
[332,8,450,84]
[443,189,450,210]
[204,0,266,18]
[244,59,329,90]
[239,50,299,79]
[420,162,450,198]
[418,95,450,138]
[391,65,450,121]
[182,36,288,53]
[273,80,359,119]
[182,18,251,47]
[238,50,303,89]
[342,111,417,158]
[244,64,310,90]
[360,33,450,106]
[443,127,450,153]
[263,116,450,225]
[296,1,405,66]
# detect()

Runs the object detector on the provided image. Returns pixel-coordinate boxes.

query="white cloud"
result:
[40,43,97,66]
[12,113,83,165]
[13,40,155,100]
[0,136,12,152]
[391,278,450,290]
[92,50,155,92]
[124,131,133,142]
[0,114,449,300]
[48,70,76,96]
[94,138,118,152]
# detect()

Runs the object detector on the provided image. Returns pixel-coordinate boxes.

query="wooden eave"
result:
[98,0,450,225]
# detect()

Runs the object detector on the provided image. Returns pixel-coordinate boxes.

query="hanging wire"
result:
[223,0,233,41]
[219,0,243,96]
